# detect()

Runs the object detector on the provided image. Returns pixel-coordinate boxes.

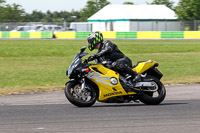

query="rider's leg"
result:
[124,67,142,82]
[112,60,141,82]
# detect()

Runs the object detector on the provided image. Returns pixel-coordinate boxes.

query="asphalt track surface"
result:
[0,84,200,133]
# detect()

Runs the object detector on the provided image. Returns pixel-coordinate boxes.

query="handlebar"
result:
[84,55,113,68]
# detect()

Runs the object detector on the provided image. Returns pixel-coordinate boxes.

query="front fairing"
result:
[68,53,88,77]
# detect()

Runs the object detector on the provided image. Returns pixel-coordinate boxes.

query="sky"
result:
[5,0,179,13]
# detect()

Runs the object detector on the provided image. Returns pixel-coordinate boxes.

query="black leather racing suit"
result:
[95,40,138,77]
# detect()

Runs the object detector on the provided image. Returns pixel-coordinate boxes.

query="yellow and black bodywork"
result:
[87,60,157,101]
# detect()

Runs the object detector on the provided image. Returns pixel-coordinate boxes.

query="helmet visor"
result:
[87,37,94,44]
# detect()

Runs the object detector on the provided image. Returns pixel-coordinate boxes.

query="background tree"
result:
[147,0,175,10]
[0,0,5,5]
[4,3,25,22]
[176,0,200,20]
[80,0,110,21]
[123,2,134,5]
[0,0,6,22]
[1,0,109,23]
[0,0,25,22]
[25,10,45,22]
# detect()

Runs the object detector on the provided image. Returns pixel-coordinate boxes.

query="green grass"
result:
[0,40,200,96]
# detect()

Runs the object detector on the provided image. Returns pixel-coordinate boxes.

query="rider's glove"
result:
[87,54,96,61]
[87,53,101,62]
[84,59,88,64]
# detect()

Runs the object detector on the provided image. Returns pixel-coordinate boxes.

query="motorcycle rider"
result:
[87,31,141,82]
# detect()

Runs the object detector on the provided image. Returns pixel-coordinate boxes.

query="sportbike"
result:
[65,46,166,107]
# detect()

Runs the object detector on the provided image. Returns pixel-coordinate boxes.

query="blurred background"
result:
[0,0,200,32]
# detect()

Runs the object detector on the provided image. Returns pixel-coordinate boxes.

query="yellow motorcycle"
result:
[65,46,166,107]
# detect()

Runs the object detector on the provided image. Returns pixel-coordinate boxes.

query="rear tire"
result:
[65,81,97,107]
[138,76,166,105]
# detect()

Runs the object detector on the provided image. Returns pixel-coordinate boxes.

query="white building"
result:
[88,5,182,31]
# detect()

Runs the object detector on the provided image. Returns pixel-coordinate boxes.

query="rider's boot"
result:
[124,67,142,82]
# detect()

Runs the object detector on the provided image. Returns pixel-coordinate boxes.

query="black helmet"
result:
[87,31,103,51]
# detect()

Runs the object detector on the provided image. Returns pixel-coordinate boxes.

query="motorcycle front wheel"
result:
[138,76,166,105]
[65,81,97,107]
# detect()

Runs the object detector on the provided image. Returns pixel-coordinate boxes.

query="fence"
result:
[129,21,183,31]
[1,31,200,39]
[0,22,65,31]
[0,20,200,32]
[0,31,52,38]
[130,20,200,31]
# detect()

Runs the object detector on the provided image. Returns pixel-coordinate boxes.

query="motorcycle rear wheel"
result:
[138,76,166,105]
[65,81,97,107]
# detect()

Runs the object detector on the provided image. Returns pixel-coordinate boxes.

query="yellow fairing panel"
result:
[133,60,155,73]
[88,64,134,101]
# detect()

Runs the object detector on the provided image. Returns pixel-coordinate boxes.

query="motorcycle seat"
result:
[132,61,145,68]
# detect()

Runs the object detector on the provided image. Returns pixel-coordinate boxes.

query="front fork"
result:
[65,77,86,92]
[80,78,86,91]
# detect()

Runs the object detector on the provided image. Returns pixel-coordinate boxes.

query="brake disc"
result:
[74,84,91,99]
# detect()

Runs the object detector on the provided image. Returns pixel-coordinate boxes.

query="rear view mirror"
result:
[80,46,87,53]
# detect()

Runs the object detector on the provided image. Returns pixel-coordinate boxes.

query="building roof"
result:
[88,5,177,22]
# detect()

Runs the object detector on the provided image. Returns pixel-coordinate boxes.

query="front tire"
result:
[138,76,166,105]
[65,81,97,107]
